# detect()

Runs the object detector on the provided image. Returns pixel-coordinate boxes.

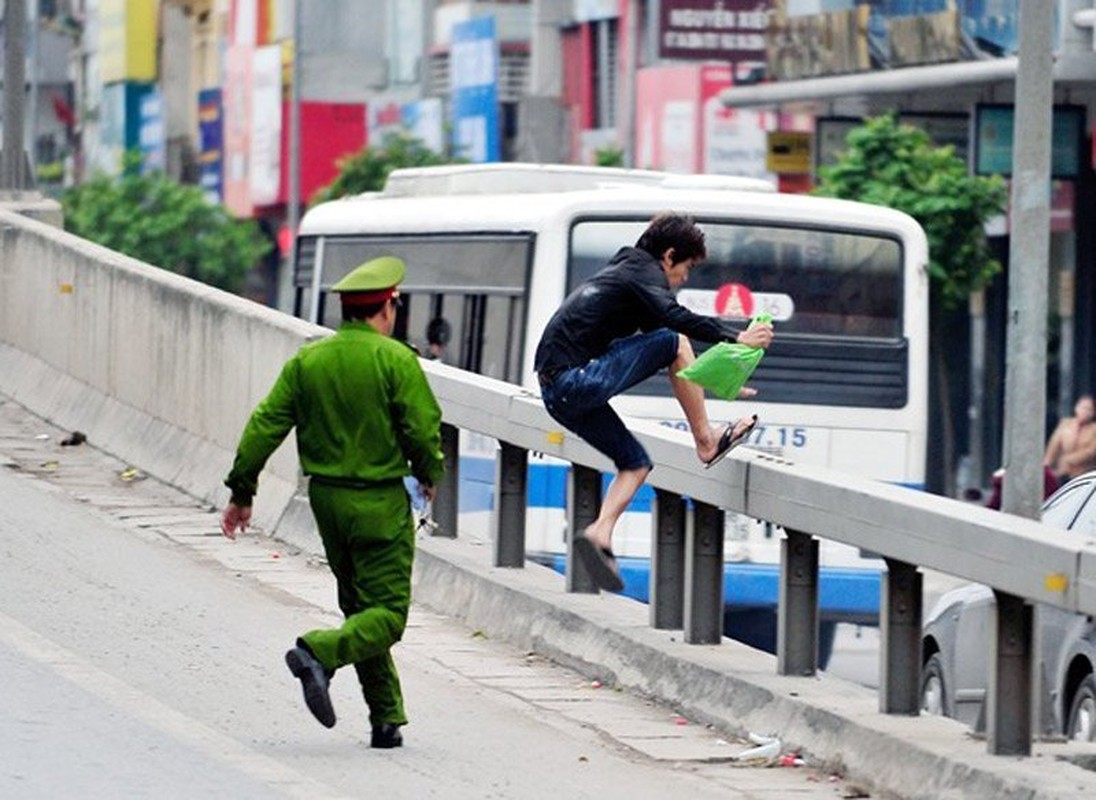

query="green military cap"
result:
[331,255,406,294]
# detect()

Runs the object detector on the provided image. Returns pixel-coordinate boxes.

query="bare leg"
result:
[669,334,755,463]
[583,466,650,552]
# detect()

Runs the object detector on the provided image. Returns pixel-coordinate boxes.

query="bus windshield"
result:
[569,218,907,408]
[570,219,902,338]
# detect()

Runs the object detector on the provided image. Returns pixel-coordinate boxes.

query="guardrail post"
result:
[433,423,459,538]
[492,442,527,568]
[684,501,724,644]
[651,488,685,629]
[566,465,601,593]
[988,590,1034,755]
[880,558,922,714]
[778,529,819,676]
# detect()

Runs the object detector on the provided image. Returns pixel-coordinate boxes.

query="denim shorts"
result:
[539,329,679,471]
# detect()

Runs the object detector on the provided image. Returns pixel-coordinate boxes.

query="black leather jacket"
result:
[534,246,740,377]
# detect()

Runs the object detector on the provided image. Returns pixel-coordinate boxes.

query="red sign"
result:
[276,101,367,207]
[716,283,754,318]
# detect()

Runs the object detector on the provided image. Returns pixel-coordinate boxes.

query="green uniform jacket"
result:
[225,321,445,505]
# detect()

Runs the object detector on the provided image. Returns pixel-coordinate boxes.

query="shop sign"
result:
[659,0,771,63]
[766,131,811,174]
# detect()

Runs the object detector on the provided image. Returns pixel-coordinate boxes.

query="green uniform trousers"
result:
[299,480,414,728]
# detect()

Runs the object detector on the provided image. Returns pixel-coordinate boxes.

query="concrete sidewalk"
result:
[4,396,1096,799]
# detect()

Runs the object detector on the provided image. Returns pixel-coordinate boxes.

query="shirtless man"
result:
[1044,394,1096,487]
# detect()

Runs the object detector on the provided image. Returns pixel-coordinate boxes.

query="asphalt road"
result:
[0,399,857,800]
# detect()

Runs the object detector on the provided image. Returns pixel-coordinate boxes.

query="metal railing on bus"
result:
[419,357,1096,758]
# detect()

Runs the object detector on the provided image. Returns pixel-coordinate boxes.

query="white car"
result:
[920,471,1096,740]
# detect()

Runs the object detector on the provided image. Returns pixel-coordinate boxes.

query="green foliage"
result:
[60,154,270,294]
[311,132,462,205]
[813,114,1007,308]
[594,145,624,168]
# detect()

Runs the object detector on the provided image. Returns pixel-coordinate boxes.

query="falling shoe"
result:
[371,723,404,749]
[703,415,759,469]
[573,534,625,593]
[285,644,336,729]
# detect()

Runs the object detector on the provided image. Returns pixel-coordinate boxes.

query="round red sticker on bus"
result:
[715,283,754,319]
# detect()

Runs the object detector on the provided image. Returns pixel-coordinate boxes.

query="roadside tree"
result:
[813,114,1008,495]
[61,156,270,294]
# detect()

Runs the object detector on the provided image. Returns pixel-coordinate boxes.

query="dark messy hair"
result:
[635,212,707,264]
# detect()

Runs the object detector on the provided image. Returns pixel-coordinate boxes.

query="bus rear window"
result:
[569,220,903,340]
[569,219,908,408]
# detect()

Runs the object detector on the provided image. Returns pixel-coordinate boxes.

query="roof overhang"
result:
[720,57,1020,108]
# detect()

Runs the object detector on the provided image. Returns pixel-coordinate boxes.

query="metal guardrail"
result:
[420,358,1096,757]
[3,199,1091,758]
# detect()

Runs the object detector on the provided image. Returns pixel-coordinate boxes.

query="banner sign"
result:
[249,45,283,206]
[767,0,1027,81]
[198,88,225,205]
[450,16,500,163]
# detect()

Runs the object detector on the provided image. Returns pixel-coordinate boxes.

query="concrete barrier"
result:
[0,206,316,534]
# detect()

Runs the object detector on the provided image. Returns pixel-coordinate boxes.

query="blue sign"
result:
[197,88,224,205]
[450,16,500,163]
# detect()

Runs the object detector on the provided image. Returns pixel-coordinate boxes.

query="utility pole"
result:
[1001,2,1053,521]
[989,0,1054,758]
[2,0,28,188]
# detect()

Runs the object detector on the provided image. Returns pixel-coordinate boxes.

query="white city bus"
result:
[294,163,930,645]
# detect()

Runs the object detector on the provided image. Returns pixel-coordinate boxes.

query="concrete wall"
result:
[0,205,323,534]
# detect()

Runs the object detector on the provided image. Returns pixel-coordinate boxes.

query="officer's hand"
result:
[737,323,773,349]
[420,484,437,504]
[221,502,251,541]
[737,386,758,399]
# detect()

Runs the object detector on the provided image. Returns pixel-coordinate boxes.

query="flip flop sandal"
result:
[573,535,625,592]
[703,414,759,470]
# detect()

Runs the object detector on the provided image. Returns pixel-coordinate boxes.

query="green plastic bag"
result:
[676,313,771,400]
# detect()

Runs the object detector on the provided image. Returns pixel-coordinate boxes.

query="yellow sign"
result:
[100,0,160,83]
[766,132,812,175]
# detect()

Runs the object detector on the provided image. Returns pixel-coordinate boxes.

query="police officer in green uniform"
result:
[220,255,444,749]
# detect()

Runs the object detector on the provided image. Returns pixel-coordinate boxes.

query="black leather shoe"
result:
[285,645,336,728]
[371,723,403,748]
